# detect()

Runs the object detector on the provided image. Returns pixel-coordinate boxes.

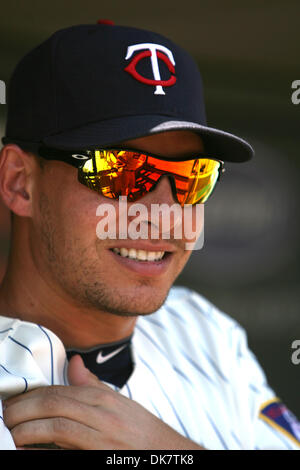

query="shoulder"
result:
[136,285,248,380]
[0,315,64,351]
[136,285,270,397]
[0,315,67,392]
[165,285,238,328]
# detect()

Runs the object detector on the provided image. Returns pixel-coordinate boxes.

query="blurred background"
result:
[0,1,299,416]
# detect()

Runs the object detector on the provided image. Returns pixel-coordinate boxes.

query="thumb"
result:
[67,354,100,386]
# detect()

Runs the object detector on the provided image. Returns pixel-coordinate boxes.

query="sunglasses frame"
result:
[38,145,224,165]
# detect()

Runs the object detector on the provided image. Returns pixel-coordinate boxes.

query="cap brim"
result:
[43,115,254,162]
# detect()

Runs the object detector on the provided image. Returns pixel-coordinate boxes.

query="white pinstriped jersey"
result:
[0,286,299,450]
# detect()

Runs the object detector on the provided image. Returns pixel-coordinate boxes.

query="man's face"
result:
[30,130,204,317]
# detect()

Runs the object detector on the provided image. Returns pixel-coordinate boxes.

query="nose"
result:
[142,175,178,206]
[130,175,181,240]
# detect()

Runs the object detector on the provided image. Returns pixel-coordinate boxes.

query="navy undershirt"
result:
[66,336,133,388]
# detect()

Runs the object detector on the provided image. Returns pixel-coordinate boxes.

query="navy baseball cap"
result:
[2,21,254,162]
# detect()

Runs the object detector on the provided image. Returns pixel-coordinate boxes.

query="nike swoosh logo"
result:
[96,345,127,364]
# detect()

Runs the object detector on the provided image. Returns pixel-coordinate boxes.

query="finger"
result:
[11,417,103,450]
[4,384,109,411]
[3,386,126,432]
[4,373,114,410]
[4,394,93,429]
[67,354,102,387]
[4,355,111,409]
[4,391,118,432]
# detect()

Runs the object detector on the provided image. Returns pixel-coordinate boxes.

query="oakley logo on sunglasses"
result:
[124,43,176,95]
[72,154,89,160]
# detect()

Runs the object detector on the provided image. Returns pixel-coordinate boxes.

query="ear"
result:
[0,145,36,217]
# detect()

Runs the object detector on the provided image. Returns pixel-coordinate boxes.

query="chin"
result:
[95,282,171,318]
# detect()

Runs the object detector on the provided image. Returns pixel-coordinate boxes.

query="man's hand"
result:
[3,355,203,450]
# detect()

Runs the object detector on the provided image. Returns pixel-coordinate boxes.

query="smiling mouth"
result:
[110,247,168,262]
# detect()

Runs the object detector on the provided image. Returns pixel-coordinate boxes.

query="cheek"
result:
[182,204,204,238]
[37,170,103,257]
[59,196,104,252]
[52,182,123,261]
[50,169,101,230]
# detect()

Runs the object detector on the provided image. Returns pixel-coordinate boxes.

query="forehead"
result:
[119,130,204,158]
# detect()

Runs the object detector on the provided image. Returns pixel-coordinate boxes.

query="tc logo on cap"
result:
[124,43,176,95]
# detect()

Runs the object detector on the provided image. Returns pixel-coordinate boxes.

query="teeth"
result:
[120,248,128,257]
[146,251,156,261]
[128,248,137,259]
[112,247,165,261]
[137,250,147,261]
